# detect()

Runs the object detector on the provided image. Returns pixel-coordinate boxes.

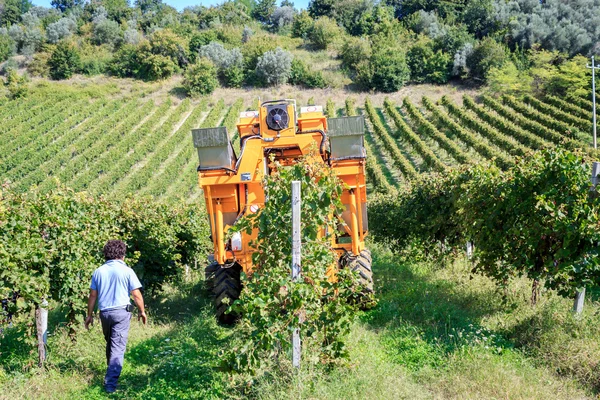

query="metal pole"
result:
[587,56,597,149]
[291,180,301,369]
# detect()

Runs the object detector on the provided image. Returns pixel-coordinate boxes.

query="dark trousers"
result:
[99,308,131,390]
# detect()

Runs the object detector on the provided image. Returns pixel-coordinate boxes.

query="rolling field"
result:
[0,83,594,200]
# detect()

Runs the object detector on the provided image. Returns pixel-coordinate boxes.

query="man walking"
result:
[85,240,147,393]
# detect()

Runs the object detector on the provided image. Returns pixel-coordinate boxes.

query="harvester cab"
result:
[192,99,372,323]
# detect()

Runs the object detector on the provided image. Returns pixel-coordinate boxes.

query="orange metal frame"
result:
[197,102,368,275]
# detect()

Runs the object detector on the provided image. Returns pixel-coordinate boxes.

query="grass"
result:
[2,243,598,399]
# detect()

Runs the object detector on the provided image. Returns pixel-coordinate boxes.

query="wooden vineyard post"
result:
[36,299,48,367]
[291,180,301,369]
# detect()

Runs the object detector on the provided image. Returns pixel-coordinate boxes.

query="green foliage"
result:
[251,0,276,24]
[369,148,600,300]
[406,39,451,84]
[369,47,410,92]
[4,68,28,98]
[467,37,508,81]
[48,41,81,80]
[182,58,219,96]
[291,10,313,38]
[0,184,210,337]
[241,35,276,71]
[307,16,343,50]
[51,0,83,13]
[289,58,327,88]
[27,52,51,77]
[0,34,14,63]
[226,154,364,372]
[255,47,292,86]
[340,36,372,70]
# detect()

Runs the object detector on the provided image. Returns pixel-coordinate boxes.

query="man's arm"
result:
[85,289,98,330]
[131,289,147,325]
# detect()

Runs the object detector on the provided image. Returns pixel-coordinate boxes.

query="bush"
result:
[466,37,508,81]
[80,47,113,76]
[242,35,276,71]
[138,52,178,81]
[27,51,51,77]
[48,40,81,80]
[289,58,327,88]
[308,16,342,50]
[107,43,139,78]
[198,41,244,87]
[183,58,219,96]
[270,6,295,32]
[369,47,410,92]
[46,17,76,44]
[406,40,451,84]
[93,19,123,47]
[291,10,313,38]
[4,68,28,98]
[123,28,142,45]
[340,36,372,70]
[221,65,244,88]
[241,26,253,43]
[255,47,292,86]
[189,30,219,58]
[148,29,187,67]
[0,34,14,63]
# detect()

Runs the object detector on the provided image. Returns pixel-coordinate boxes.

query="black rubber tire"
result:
[340,250,375,309]
[212,265,241,325]
[204,262,219,292]
[348,253,374,294]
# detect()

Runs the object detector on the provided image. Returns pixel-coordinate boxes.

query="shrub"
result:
[198,41,244,87]
[80,47,113,76]
[251,0,276,24]
[340,36,371,70]
[189,30,219,58]
[241,26,253,43]
[308,16,342,50]
[466,37,508,81]
[289,58,327,88]
[148,29,187,67]
[46,17,76,44]
[369,47,410,92]
[221,65,244,88]
[0,34,14,62]
[270,6,295,31]
[138,52,177,81]
[107,43,139,77]
[123,28,142,45]
[242,35,276,70]
[291,10,313,38]
[48,40,81,80]
[92,18,123,47]
[452,42,473,77]
[406,40,451,84]
[4,68,28,98]
[255,47,292,86]
[27,51,51,77]
[183,58,218,96]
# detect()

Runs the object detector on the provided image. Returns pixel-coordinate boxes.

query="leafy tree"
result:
[307,0,335,19]
[136,0,163,14]
[307,16,342,50]
[123,28,142,45]
[270,6,294,31]
[242,35,275,70]
[340,36,371,70]
[27,51,51,76]
[466,37,508,81]
[92,18,123,46]
[46,17,77,44]
[255,47,292,85]
[137,51,177,80]
[50,0,84,13]
[251,0,276,24]
[107,43,139,77]
[1,0,23,26]
[241,26,253,43]
[291,9,313,38]
[183,58,218,96]
[462,0,495,39]
[48,40,81,80]
[0,34,14,62]
[407,39,451,83]
[370,46,410,92]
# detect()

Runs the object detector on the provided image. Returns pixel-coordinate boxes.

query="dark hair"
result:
[103,240,127,261]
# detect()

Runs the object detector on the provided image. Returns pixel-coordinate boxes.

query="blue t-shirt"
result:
[90,259,142,311]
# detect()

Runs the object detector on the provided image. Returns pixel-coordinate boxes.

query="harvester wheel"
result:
[341,250,376,309]
[204,262,219,292]
[212,264,241,325]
